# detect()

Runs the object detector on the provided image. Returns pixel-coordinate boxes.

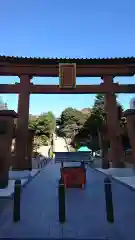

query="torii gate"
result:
[0,56,135,170]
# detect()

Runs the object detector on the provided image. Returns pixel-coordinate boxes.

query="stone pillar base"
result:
[0,178,8,189]
[0,110,18,188]
[102,160,110,169]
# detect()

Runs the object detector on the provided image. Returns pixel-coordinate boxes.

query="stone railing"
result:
[32,156,51,169]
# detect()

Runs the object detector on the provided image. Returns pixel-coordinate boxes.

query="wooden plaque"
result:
[59,63,76,88]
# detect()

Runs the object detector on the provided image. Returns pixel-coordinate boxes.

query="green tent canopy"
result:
[77,146,92,152]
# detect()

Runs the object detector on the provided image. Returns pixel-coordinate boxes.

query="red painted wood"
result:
[59,64,76,88]
[61,167,86,188]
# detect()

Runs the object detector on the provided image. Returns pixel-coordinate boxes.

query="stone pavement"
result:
[55,137,68,152]
[0,162,135,239]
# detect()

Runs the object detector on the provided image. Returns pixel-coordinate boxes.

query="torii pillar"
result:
[13,75,32,170]
[124,109,135,167]
[26,129,35,170]
[102,76,125,168]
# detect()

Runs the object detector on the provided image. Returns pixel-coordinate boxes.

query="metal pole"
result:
[104,177,114,223]
[81,160,85,169]
[60,161,64,180]
[58,178,66,223]
[61,161,64,168]
[13,179,21,222]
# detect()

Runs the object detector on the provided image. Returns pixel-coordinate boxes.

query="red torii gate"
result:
[0,55,135,170]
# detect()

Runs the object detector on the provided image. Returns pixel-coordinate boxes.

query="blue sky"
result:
[0,0,135,117]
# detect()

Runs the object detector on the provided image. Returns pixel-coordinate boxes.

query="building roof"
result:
[0,55,135,65]
[81,108,91,114]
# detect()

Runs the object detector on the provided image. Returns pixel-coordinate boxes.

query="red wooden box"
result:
[61,166,86,188]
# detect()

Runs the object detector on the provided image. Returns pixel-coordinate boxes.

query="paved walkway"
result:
[0,162,135,239]
[55,137,68,152]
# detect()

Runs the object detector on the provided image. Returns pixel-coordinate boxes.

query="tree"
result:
[59,107,89,138]
[29,111,56,147]
[56,117,61,126]
[92,94,106,127]
[72,93,125,151]
[94,93,104,108]
[90,93,124,131]
[0,96,8,110]
[29,112,56,136]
